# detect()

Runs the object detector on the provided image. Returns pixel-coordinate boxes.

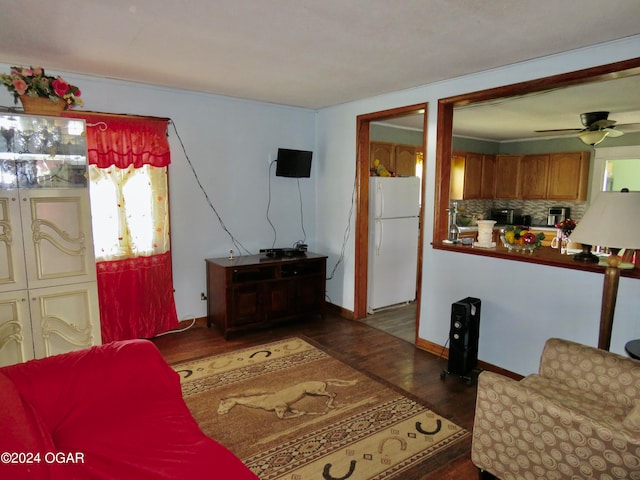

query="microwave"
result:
[490,208,516,225]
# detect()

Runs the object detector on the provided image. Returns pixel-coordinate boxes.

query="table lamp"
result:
[569,190,640,350]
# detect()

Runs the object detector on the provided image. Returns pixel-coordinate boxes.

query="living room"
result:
[2,2,640,478]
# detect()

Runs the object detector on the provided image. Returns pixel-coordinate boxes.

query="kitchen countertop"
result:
[456,224,559,232]
[432,241,640,280]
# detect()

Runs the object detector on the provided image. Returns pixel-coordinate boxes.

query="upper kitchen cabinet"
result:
[370,141,420,177]
[521,154,550,199]
[494,155,522,199]
[546,151,590,201]
[0,113,101,367]
[450,151,495,199]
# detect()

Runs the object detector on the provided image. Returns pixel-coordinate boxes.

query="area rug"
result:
[173,337,469,480]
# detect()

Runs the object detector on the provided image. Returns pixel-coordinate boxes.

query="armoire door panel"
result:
[0,194,28,292]
[30,283,101,359]
[20,189,97,289]
[0,290,34,367]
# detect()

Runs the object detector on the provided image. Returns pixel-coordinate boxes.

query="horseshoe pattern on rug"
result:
[323,460,357,480]
[377,436,407,453]
[249,350,272,358]
[175,369,192,378]
[416,419,442,435]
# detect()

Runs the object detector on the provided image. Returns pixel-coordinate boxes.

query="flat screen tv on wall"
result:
[275,148,313,178]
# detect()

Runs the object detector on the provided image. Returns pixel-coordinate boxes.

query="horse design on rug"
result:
[217,379,358,419]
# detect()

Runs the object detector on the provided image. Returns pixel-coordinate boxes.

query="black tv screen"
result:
[275,148,313,178]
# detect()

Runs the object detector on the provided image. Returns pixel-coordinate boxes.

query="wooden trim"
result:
[434,57,640,243]
[415,337,523,380]
[324,301,354,320]
[354,103,427,321]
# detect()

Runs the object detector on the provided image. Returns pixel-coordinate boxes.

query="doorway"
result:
[354,103,427,343]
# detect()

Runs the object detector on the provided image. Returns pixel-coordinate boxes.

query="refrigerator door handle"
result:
[376,181,383,219]
[375,219,383,255]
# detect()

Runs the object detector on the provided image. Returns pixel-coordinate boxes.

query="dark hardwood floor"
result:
[151,311,479,480]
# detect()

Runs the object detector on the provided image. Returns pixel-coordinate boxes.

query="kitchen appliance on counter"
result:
[368,176,420,313]
[490,208,517,225]
[547,207,570,227]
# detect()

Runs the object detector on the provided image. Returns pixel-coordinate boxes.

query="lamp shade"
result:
[578,130,609,146]
[570,191,640,249]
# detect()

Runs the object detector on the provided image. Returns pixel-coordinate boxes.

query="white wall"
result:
[317,36,640,375]
[0,65,317,322]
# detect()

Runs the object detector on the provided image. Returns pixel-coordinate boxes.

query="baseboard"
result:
[415,337,522,380]
[323,301,354,320]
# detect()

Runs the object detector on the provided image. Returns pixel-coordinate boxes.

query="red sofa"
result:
[0,339,257,480]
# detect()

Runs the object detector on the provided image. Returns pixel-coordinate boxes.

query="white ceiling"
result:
[1,0,640,113]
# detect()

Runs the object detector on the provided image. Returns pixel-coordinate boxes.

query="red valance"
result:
[62,111,171,168]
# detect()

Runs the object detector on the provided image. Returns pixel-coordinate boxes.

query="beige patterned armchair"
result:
[472,338,640,480]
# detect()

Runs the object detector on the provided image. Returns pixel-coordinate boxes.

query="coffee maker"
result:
[547,207,570,227]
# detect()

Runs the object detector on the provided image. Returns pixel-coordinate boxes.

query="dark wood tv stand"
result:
[205,252,327,338]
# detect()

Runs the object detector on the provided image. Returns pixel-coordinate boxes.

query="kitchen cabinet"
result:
[521,154,550,199]
[547,151,590,200]
[206,253,326,338]
[451,152,481,199]
[370,141,420,176]
[494,155,522,199]
[450,151,589,201]
[451,152,496,200]
[0,113,101,367]
[479,154,496,199]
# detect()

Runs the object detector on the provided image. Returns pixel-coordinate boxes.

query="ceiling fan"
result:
[535,111,640,146]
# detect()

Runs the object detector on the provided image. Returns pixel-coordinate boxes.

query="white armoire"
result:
[0,112,101,367]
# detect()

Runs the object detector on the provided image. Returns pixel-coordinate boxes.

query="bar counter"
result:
[432,241,640,280]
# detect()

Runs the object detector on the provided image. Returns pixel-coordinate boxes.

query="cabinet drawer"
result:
[281,260,324,277]
[231,267,277,284]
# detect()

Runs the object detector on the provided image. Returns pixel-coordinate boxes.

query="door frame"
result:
[354,103,428,340]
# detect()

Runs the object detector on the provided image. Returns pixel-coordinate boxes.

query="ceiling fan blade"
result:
[615,122,640,133]
[534,128,582,133]
[590,119,616,129]
[604,128,624,137]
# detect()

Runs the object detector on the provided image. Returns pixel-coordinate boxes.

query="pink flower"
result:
[20,68,34,77]
[12,78,27,95]
[52,77,69,97]
[32,67,43,76]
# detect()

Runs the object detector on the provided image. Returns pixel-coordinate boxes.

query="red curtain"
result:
[64,112,179,343]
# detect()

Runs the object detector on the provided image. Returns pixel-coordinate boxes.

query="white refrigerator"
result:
[368,176,420,313]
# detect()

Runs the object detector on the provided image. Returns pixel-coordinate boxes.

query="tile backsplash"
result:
[456,199,586,226]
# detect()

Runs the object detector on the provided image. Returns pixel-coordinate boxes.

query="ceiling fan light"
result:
[578,130,609,146]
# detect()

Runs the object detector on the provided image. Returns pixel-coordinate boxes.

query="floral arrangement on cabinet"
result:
[1,66,83,109]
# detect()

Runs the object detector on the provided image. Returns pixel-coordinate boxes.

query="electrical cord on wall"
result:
[169,120,252,256]
[266,159,278,248]
[265,160,308,250]
[326,167,357,281]
[295,177,307,246]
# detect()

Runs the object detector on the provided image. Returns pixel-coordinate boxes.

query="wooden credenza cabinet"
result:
[206,252,327,338]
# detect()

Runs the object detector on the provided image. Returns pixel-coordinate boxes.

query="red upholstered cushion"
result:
[2,340,257,480]
[0,371,67,479]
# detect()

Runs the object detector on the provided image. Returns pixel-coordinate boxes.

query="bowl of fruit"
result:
[500,226,545,254]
